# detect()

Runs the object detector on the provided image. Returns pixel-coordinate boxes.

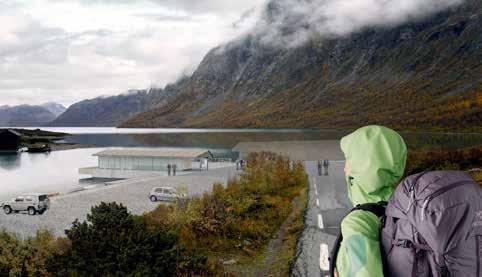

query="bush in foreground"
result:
[46,202,216,276]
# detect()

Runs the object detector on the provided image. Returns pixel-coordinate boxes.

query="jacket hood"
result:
[340,126,407,206]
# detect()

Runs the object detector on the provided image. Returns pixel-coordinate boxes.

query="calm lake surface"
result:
[1,127,481,201]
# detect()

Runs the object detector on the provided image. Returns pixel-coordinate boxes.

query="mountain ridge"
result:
[120,0,482,131]
[44,0,482,131]
[0,104,59,127]
[48,81,187,127]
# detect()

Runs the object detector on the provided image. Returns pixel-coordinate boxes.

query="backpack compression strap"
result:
[329,202,387,277]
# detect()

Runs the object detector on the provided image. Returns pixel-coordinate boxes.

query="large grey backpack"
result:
[381,171,482,277]
[329,171,482,277]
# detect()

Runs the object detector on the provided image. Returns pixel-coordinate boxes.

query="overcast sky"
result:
[0,0,265,107]
[1,0,463,108]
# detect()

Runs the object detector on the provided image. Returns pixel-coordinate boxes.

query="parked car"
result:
[149,187,187,202]
[2,193,50,215]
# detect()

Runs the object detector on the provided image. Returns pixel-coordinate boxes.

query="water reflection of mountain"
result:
[64,131,482,151]
[0,153,21,170]
[65,131,348,149]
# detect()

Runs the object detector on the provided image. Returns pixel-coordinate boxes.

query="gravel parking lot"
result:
[0,165,238,238]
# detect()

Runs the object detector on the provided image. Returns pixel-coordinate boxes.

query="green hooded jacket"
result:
[336,125,407,277]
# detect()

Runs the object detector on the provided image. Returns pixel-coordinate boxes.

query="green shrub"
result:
[47,202,180,276]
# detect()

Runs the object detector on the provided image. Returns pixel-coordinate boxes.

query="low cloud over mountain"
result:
[248,0,465,47]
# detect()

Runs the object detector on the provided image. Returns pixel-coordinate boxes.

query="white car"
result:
[149,187,186,202]
[2,193,50,215]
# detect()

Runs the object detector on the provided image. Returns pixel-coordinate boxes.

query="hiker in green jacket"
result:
[335,125,407,277]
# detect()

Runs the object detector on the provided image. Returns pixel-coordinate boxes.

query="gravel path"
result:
[0,165,238,238]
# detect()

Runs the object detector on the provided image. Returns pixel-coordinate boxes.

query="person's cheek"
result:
[344,161,351,175]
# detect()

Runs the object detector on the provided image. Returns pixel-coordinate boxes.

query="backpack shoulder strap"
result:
[353,202,387,218]
[329,202,387,277]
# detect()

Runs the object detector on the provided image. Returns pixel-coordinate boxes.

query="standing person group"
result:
[167,164,177,176]
[323,160,330,176]
[318,159,330,176]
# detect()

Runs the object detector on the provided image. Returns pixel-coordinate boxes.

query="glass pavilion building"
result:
[80,149,213,179]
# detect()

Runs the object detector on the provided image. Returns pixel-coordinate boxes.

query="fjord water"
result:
[0,148,101,201]
[1,128,481,202]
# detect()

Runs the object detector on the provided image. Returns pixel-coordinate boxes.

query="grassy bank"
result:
[0,152,308,276]
[405,145,482,184]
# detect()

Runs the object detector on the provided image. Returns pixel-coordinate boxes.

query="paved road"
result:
[292,161,352,277]
[234,140,344,161]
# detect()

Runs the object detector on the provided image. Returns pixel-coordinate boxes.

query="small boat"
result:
[27,144,51,153]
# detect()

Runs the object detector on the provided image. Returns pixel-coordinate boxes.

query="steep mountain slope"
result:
[0,105,57,127]
[41,102,66,117]
[49,81,186,126]
[121,0,482,131]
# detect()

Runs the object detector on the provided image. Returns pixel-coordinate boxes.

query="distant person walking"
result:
[317,160,322,176]
[172,164,177,176]
[167,164,171,176]
[323,160,330,176]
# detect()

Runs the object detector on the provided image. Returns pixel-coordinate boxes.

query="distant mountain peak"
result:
[41,102,67,117]
[0,104,57,127]
[48,87,177,127]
